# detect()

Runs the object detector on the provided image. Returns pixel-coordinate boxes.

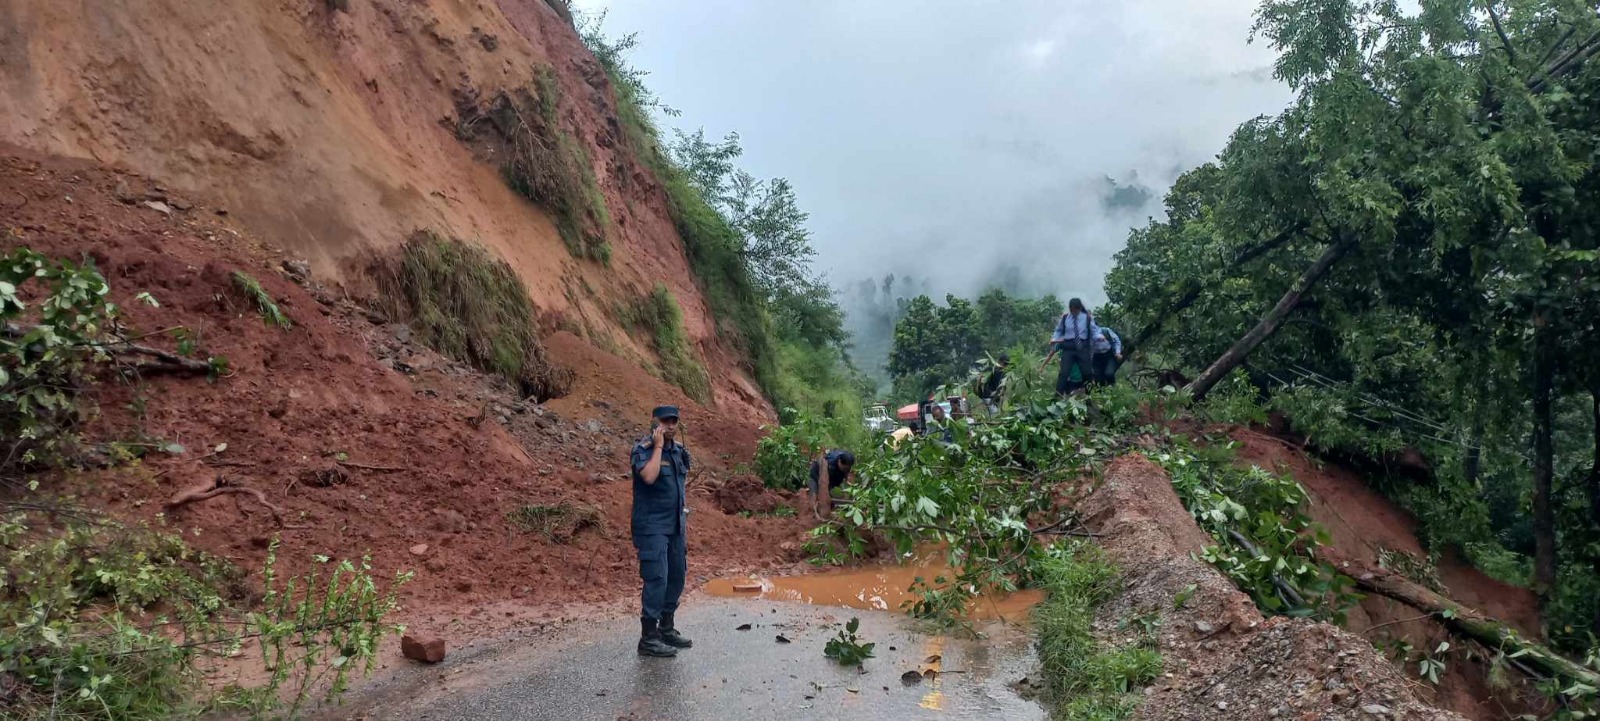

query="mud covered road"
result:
[325,598,1044,721]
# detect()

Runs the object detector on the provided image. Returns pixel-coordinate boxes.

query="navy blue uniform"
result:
[808,450,853,496]
[631,436,691,622]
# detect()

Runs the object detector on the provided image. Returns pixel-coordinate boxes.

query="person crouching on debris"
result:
[809,449,856,519]
[1090,324,1123,386]
[631,405,693,657]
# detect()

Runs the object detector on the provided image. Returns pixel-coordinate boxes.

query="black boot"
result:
[659,613,693,649]
[637,618,677,657]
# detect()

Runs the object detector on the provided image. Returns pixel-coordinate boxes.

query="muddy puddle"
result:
[704,551,1043,622]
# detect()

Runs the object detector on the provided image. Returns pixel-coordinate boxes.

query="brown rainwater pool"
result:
[703,550,1044,622]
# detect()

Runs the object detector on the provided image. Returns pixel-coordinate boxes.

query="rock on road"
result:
[326,599,1045,721]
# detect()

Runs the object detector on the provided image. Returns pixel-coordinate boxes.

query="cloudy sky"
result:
[573,0,1290,307]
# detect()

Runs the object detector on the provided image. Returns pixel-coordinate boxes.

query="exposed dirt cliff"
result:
[0,0,770,420]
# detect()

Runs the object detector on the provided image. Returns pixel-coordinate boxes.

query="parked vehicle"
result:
[862,404,895,433]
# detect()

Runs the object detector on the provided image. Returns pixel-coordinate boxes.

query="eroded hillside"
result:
[0,0,770,420]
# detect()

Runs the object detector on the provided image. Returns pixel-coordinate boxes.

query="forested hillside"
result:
[1104,0,1600,650]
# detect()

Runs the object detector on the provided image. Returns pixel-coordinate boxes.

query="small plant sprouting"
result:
[823,617,875,668]
[231,271,292,328]
[1172,583,1197,610]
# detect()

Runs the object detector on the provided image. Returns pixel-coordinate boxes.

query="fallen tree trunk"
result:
[1188,236,1352,401]
[1124,223,1303,357]
[1344,561,1600,689]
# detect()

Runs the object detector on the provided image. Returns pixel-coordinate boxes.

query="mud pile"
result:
[0,146,807,643]
[1083,455,1465,720]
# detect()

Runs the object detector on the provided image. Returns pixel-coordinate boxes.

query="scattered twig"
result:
[335,460,407,473]
[3,322,212,375]
[1361,612,1435,635]
[1198,619,1236,640]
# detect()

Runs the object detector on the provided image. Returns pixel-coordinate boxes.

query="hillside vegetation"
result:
[1099,0,1600,655]
[577,12,867,421]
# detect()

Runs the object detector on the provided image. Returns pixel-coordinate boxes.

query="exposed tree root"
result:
[164,476,307,528]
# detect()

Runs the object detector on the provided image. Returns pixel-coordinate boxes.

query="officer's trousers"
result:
[635,532,687,621]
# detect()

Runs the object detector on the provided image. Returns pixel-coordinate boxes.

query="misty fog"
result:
[574,0,1290,378]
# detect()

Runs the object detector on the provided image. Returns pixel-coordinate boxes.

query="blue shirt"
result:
[1092,326,1122,355]
[809,450,853,487]
[1051,312,1101,347]
[631,437,691,537]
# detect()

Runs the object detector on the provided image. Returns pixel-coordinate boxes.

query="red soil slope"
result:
[0,0,770,423]
[0,145,805,641]
[1230,429,1547,719]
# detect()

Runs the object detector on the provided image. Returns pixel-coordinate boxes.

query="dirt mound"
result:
[0,146,807,643]
[1084,455,1465,720]
[711,474,791,516]
[1230,428,1542,636]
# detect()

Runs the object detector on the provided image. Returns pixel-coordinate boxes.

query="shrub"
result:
[1033,541,1161,720]
[1,249,118,480]
[637,285,711,403]
[231,271,292,329]
[506,501,605,543]
[0,507,406,720]
[1155,439,1358,620]
[463,69,611,263]
[375,231,572,401]
[751,408,868,490]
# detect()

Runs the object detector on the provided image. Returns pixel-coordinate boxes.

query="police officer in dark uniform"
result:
[630,405,693,657]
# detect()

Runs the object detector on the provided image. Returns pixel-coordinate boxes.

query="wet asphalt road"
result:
[338,599,1044,721]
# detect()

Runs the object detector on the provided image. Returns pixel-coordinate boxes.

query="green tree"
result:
[1108,0,1600,641]
[887,291,1061,401]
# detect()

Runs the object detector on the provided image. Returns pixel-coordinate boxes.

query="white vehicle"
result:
[862,404,894,433]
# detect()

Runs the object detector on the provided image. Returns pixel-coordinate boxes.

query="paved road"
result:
[331,599,1044,721]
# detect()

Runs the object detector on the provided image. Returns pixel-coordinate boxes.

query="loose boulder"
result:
[401,634,447,664]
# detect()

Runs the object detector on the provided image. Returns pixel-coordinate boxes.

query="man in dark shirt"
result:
[927,403,955,444]
[808,449,856,519]
[630,405,693,657]
[979,352,1010,415]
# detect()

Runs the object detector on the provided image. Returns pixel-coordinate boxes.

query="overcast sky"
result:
[573,0,1290,307]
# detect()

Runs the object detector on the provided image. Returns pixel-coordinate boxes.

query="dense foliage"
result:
[577,12,865,420]
[1104,0,1600,651]
[887,289,1062,402]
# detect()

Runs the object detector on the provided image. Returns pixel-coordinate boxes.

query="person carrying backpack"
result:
[1041,298,1098,395]
[1090,325,1122,386]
